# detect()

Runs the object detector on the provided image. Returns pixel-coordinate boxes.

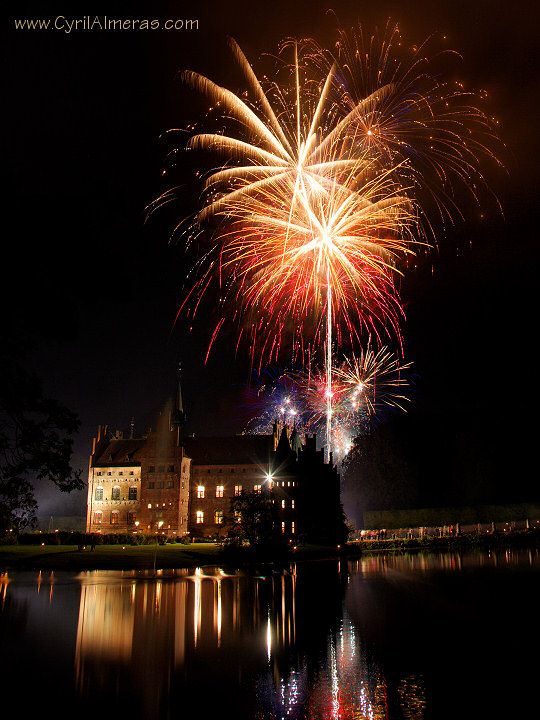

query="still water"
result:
[1,548,538,719]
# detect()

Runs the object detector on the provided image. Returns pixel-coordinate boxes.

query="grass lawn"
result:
[0,541,350,572]
[0,543,222,571]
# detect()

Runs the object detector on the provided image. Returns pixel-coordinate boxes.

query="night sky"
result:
[3,0,539,518]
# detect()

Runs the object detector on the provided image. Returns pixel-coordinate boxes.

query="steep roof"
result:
[92,437,148,467]
[184,434,275,466]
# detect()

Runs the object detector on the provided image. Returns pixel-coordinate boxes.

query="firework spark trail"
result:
[310,21,504,227]
[244,345,411,459]
[154,26,502,457]
[167,37,422,456]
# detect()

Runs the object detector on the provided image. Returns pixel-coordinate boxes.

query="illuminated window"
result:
[197,486,205,499]
[95,487,103,501]
[127,513,136,525]
[216,485,224,498]
[196,511,204,524]
[93,511,102,524]
[281,521,285,533]
[234,485,242,496]
[128,487,137,500]
[215,510,224,524]
[291,500,295,509]
[147,503,152,509]
[111,486,120,501]
[292,521,295,534]
[254,484,261,494]
[111,511,119,525]
[281,499,286,509]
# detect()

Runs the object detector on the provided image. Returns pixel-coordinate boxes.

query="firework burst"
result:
[153,26,502,457]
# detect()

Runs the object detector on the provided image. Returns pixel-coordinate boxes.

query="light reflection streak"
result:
[20,556,540,717]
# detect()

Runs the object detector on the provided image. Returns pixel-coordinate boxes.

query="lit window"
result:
[216,485,224,498]
[95,487,103,501]
[281,499,286,509]
[127,513,136,525]
[93,511,102,524]
[148,503,152,509]
[111,512,119,525]
[281,521,285,534]
[197,486,205,499]
[292,521,295,534]
[128,487,137,500]
[111,487,120,501]
[254,484,261,494]
[215,510,224,524]
[196,511,204,524]
[291,500,295,509]
[234,485,242,496]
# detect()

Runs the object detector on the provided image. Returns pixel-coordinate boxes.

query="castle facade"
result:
[86,414,343,543]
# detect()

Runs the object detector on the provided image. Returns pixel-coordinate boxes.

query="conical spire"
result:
[171,362,186,431]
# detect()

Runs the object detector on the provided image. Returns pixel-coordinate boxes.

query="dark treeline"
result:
[341,402,537,530]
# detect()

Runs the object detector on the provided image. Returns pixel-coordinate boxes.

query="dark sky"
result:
[3,0,539,517]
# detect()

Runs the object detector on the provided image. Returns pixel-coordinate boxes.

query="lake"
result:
[1,547,538,719]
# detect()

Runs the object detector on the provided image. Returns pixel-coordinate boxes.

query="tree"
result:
[0,339,83,532]
[228,490,279,547]
[341,422,419,528]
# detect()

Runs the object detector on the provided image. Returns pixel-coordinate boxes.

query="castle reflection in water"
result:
[73,562,426,719]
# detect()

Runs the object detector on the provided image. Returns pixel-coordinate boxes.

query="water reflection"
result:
[1,548,538,719]
[70,563,426,719]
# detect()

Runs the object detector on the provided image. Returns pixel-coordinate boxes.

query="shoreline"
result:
[1,530,538,573]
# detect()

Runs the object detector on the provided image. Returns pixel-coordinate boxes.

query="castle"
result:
[85,378,344,543]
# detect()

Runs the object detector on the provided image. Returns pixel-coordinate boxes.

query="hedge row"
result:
[4,531,191,546]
